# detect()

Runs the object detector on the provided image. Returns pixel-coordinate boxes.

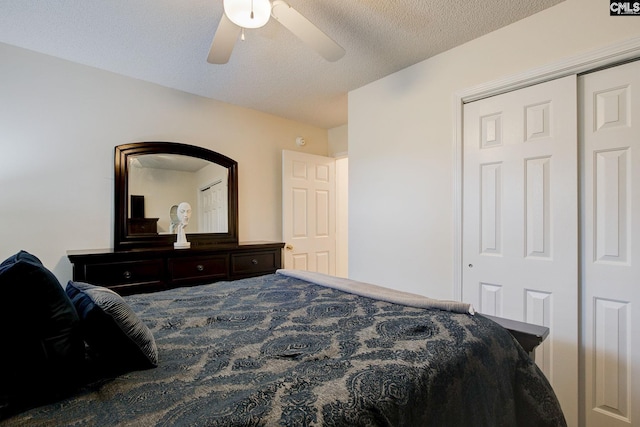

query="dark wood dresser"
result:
[126,218,159,235]
[68,241,284,295]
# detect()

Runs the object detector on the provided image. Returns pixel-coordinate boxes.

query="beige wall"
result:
[328,124,348,157]
[0,42,328,282]
[348,0,640,298]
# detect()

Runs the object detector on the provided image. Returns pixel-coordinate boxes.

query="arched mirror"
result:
[114,142,238,250]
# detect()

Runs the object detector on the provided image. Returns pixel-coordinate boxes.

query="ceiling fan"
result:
[207,0,345,64]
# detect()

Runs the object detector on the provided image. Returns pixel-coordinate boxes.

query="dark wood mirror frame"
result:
[114,141,239,250]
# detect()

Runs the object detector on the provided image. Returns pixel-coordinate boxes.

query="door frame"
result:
[452,35,640,301]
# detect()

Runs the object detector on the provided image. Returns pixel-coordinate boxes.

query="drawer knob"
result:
[196,264,204,272]
[251,259,258,265]
[123,270,132,279]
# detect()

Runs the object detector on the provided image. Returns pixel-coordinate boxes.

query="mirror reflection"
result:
[127,154,229,235]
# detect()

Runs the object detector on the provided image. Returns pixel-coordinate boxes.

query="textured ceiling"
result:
[0,0,563,129]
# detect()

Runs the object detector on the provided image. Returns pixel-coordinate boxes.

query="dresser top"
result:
[68,241,284,259]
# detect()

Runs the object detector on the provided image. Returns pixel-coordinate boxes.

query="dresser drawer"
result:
[83,259,164,287]
[169,255,228,284]
[231,251,278,276]
[68,242,284,295]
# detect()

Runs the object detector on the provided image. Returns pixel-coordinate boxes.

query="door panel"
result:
[581,59,639,427]
[282,150,336,274]
[463,75,578,426]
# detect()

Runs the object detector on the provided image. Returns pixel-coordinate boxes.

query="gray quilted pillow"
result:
[66,281,158,372]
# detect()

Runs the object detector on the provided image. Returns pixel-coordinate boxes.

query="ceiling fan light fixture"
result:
[223,0,271,29]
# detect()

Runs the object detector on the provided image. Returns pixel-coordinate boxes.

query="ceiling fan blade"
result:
[207,13,242,64]
[271,0,345,62]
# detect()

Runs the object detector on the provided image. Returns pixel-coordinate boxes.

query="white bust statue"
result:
[174,202,192,249]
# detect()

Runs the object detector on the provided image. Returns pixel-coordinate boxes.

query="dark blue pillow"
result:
[66,281,158,374]
[0,250,42,267]
[0,251,84,418]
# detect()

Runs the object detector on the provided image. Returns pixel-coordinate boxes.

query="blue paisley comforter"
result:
[4,273,565,426]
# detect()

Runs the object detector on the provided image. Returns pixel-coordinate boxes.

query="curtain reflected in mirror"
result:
[128,154,229,235]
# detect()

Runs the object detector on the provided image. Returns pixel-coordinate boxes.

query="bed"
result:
[0,253,565,427]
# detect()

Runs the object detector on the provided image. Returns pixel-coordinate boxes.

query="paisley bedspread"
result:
[3,273,565,426]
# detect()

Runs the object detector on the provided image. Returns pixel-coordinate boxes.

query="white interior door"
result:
[580,60,640,427]
[282,150,336,274]
[462,75,578,426]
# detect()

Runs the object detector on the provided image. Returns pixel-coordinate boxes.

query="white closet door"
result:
[463,75,578,426]
[581,60,640,427]
[200,181,227,233]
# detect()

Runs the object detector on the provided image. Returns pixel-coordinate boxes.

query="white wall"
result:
[129,165,200,233]
[0,42,329,283]
[348,0,640,299]
[327,124,349,276]
[335,157,349,278]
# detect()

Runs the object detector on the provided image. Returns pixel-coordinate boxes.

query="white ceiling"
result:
[0,0,563,129]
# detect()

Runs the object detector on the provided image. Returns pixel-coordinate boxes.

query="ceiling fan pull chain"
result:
[210,0,345,64]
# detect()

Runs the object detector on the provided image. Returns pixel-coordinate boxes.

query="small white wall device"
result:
[295,136,306,147]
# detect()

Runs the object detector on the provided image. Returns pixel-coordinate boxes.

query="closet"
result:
[461,59,639,427]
